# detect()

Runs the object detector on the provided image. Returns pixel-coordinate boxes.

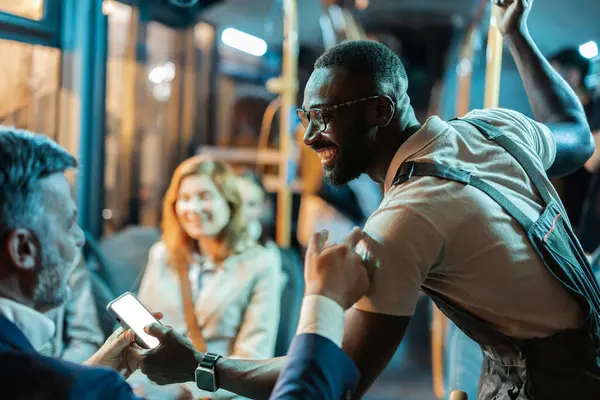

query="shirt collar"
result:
[383,116,450,192]
[0,297,56,351]
[192,254,218,272]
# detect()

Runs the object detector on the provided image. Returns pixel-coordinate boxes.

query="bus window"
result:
[0,38,60,141]
[0,0,44,21]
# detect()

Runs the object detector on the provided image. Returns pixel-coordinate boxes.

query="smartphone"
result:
[106,292,162,349]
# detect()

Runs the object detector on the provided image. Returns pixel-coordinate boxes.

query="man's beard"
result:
[323,127,376,187]
[32,236,71,311]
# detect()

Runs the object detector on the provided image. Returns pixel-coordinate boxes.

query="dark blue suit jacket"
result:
[270,333,360,400]
[0,315,139,400]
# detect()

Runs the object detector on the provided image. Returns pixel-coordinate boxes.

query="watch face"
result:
[195,368,217,392]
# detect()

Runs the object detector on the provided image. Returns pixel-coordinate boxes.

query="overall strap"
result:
[451,117,555,207]
[394,161,534,232]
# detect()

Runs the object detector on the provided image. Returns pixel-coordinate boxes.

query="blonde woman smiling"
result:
[129,157,281,400]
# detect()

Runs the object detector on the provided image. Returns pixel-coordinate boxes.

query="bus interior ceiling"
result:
[198,0,599,138]
[202,0,480,120]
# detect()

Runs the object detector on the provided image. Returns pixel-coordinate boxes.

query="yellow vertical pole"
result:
[166,32,183,175]
[275,0,299,247]
[484,5,504,109]
[432,306,447,398]
[456,29,476,117]
[180,29,197,159]
[118,7,139,228]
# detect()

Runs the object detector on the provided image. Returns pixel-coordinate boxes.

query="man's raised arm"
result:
[497,0,594,177]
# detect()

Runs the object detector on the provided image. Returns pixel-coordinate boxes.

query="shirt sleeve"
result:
[464,108,557,170]
[296,295,345,348]
[353,205,444,317]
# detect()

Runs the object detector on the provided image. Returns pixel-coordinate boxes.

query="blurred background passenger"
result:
[129,157,281,399]
[236,170,305,357]
[236,170,277,249]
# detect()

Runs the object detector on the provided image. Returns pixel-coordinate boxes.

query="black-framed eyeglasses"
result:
[296,95,380,132]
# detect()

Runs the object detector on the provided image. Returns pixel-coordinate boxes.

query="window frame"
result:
[0,0,61,47]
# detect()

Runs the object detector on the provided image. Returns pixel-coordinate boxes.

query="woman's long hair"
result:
[162,156,248,269]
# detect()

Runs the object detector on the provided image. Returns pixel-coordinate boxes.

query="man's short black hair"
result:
[549,48,590,86]
[314,40,408,102]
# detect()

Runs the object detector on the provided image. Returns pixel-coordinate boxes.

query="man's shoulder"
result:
[462,107,525,122]
[0,350,134,399]
[378,175,448,219]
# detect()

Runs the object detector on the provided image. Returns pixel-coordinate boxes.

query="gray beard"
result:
[32,236,70,311]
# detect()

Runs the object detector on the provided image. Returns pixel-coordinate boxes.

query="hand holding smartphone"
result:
[106,292,162,349]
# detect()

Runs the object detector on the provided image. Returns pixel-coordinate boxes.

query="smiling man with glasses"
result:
[296,57,417,187]
[139,1,600,399]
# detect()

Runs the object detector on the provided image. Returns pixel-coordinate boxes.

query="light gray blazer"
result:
[128,241,282,400]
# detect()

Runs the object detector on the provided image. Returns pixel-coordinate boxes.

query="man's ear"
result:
[375,95,395,127]
[6,229,38,271]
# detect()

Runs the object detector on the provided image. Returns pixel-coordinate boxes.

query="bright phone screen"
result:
[111,293,160,349]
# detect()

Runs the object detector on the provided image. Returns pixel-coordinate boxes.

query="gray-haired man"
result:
[0,127,142,399]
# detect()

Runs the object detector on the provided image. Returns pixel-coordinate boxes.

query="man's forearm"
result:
[216,357,286,400]
[505,29,586,123]
[213,295,345,399]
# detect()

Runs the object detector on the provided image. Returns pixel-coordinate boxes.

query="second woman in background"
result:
[128,157,281,400]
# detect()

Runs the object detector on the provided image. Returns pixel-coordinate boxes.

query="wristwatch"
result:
[195,353,223,392]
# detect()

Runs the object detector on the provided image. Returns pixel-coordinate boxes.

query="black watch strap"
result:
[200,352,222,370]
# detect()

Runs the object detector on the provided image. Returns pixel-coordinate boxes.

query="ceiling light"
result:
[221,28,267,57]
[148,62,176,84]
[102,0,116,15]
[579,41,598,60]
